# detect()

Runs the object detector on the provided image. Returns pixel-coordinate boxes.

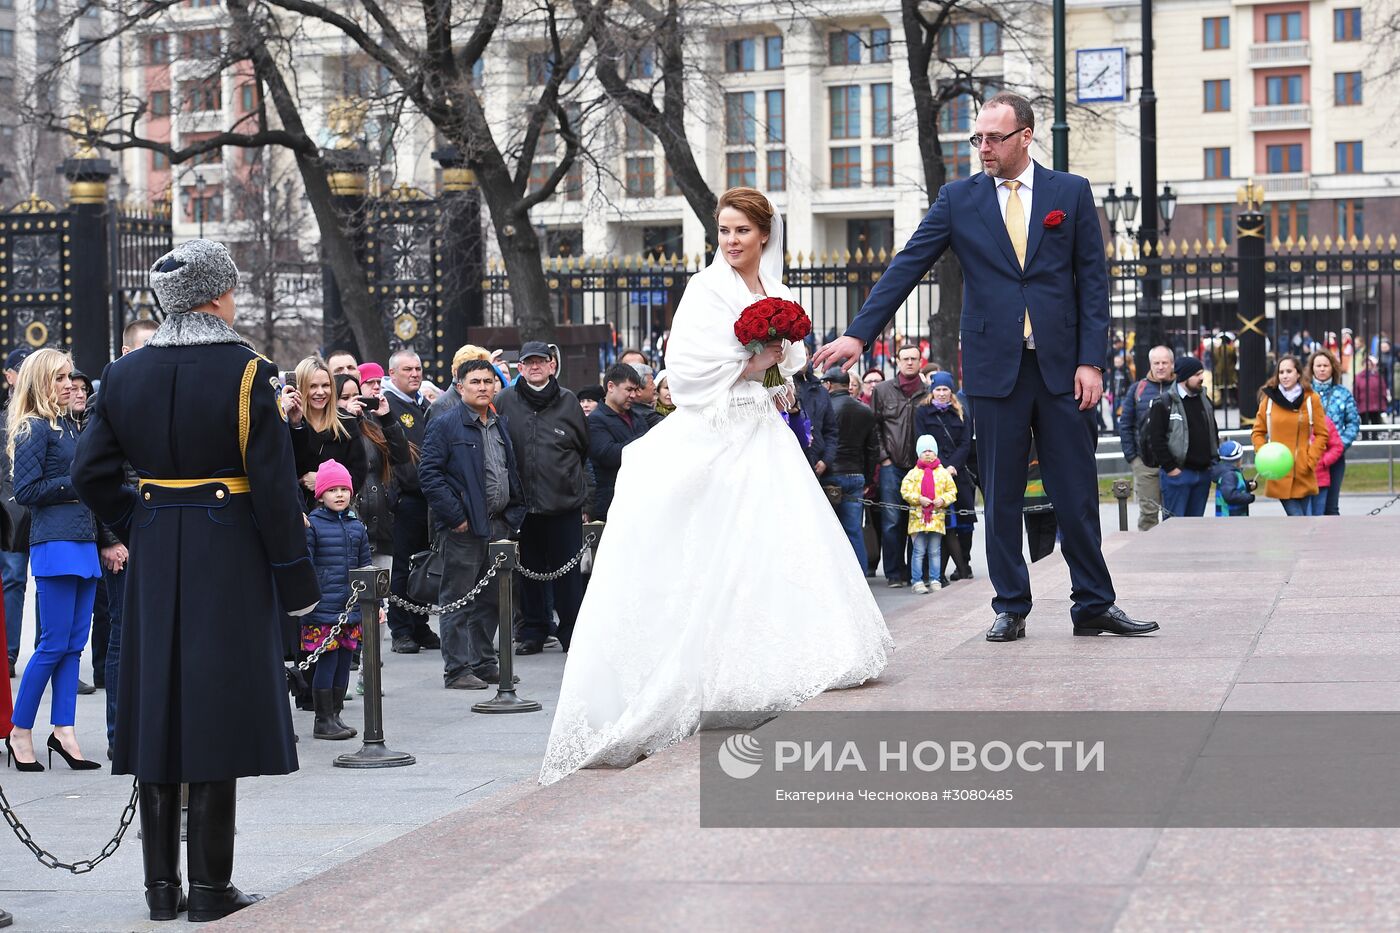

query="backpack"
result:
[1135,382,1168,468]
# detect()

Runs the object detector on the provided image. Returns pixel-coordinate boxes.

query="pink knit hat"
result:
[357,362,385,384]
[314,459,353,499]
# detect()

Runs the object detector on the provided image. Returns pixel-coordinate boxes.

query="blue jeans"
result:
[909,531,942,586]
[1281,497,1319,516]
[1324,454,1346,515]
[1159,468,1212,518]
[825,474,868,573]
[103,567,125,748]
[877,466,908,583]
[2,549,29,661]
[12,575,97,730]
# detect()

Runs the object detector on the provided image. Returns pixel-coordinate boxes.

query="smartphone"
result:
[280,371,296,389]
[356,395,379,408]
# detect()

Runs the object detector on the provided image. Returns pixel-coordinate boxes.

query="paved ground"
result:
[4,504,1400,930]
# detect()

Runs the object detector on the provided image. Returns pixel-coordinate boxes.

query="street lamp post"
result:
[1052,0,1069,170]
[1136,0,1163,376]
[195,175,208,239]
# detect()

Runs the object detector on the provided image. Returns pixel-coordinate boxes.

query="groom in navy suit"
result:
[815,93,1157,640]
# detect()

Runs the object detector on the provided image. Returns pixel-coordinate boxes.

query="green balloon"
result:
[1255,441,1294,480]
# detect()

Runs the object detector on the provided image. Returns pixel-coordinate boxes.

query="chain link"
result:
[386,553,508,616]
[1,775,139,873]
[843,495,1057,516]
[516,533,598,582]
[1370,494,1400,516]
[297,579,367,672]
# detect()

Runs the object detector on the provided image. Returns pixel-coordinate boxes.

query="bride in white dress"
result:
[539,188,891,785]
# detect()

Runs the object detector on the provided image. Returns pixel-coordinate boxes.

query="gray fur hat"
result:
[150,239,239,315]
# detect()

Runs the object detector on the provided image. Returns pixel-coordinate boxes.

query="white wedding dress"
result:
[539,206,891,785]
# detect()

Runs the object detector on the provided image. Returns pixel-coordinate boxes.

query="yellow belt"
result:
[139,477,251,494]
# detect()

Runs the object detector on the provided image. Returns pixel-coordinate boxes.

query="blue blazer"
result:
[846,163,1109,399]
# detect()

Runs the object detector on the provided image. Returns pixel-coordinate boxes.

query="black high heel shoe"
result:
[5,736,44,772]
[47,734,102,771]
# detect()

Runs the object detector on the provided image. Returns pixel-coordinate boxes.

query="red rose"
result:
[1044,210,1067,228]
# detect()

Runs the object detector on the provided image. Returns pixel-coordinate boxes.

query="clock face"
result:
[1077,47,1127,103]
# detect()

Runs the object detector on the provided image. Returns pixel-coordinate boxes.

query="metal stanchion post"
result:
[336,567,416,768]
[473,540,542,714]
[0,908,12,927]
[1112,479,1131,532]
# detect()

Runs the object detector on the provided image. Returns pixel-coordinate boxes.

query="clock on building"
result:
[1076,47,1127,103]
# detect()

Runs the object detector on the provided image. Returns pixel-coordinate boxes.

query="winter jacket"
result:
[1210,462,1254,517]
[1353,369,1388,415]
[1117,377,1173,463]
[828,390,879,482]
[12,415,95,546]
[493,378,590,515]
[383,388,431,497]
[1315,417,1344,488]
[419,405,527,537]
[913,400,978,526]
[303,506,372,627]
[900,462,957,535]
[1252,387,1330,501]
[290,413,368,511]
[793,374,837,470]
[587,403,650,519]
[357,413,412,552]
[1146,385,1219,473]
[1310,380,1360,449]
[870,378,928,470]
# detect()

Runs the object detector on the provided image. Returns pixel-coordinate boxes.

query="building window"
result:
[1204,205,1234,245]
[150,90,170,116]
[1266,202,1308,241]
[183,78,221,112]
[151,150,168,171]
[1334,8,1361,41]
[35,33,58,63]
[0,0,13,9]
[725,92,755,145]
[831,146,861,188]
[871,28,891,62]
[182,30,220,58]
[938,23,971,58]
[79,83,101,106]
[1204,147,1231,179]
[1265,74,1303,105]
[1264,12,1302,42]
[1336,199,1364,240]
[0,30,12,59]
[663,161,679,196]
[766,150,786,192]
[765,90,785,143]
[526,52,579,85]
[871,83,892,137]
[872,144,893,186]
[726,151,757,188]
[527,161,555,195]
[240,84,256,111]
[1336,140,1363,173]
[625,47,654,79]
[625,156,655,197]
[829,85,860,139]
[1265,143,1303,173]
[34,0,54,11]
[943,149,972,180]
[564,162,583,200]
[939,92,973,133]
[725,38,755,73]
[765,35,783,69]
[78,44,100,68]
[829,30,862,65]
[1203,16,1230,49]
[624,114,653,151]
[1335,71,1362,106]
[1203,79,1230,112]
[981,21,1002,55]
[187,189,222,224]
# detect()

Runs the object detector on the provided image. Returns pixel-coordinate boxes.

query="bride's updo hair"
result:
[716,187,774,238]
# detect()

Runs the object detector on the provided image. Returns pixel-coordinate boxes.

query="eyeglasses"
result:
[968,127,1028,148]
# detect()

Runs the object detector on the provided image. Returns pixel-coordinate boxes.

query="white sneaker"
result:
[911,582,929,595]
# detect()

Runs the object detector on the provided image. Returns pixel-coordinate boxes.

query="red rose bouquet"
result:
[734,297,812,389]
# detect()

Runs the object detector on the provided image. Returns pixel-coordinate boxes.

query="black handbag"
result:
[406,536,445,608]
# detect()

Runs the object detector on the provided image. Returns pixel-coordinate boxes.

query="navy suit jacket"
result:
[845,163,1109,399]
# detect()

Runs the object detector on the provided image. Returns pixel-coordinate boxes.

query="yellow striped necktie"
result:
[1003,180,1032,342]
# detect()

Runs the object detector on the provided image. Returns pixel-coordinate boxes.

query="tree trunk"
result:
[476,181,554,341]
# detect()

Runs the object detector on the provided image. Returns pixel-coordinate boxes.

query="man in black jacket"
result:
[381,349,442,654]
[587,363,648,520]
[793,367,836,480]
[494,342,590,654]
[1146,355,1218,519]
[821,368,880,571]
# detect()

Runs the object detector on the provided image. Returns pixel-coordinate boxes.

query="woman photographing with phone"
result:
[282,357,367,511]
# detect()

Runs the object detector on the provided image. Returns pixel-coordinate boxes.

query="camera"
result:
[280,371,296,390]
[356,395,379,409]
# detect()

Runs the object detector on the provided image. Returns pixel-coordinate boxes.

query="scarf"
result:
[919,459,942,524]
[1281,383,1304,403]
[521,376,561,412]
[931,398,951,411]
[897,372,924,399]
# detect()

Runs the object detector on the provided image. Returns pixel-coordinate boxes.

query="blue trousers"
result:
[877,466,909,583]
[1159,468,1212,518]
[1281,497,1320,516]
[1324,454,1346,515]
[312,647,353,692]
[104,567,125,748]
[11,575,97,730]
[909,531,942,586]
[826,474,868,573]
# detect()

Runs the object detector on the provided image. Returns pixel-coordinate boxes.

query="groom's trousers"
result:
[970,347,1116,624]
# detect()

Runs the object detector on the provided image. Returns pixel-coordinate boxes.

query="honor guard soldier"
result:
[73,239,320,923]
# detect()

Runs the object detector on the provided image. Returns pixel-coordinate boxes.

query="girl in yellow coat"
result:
[901,435,957,594]
[1251,355,1330,515]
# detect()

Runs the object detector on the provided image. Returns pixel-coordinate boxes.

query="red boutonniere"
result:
[1044,210,1067,228]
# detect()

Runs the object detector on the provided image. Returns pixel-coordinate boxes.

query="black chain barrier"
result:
[387,534,598,615]
[1,775,139,873]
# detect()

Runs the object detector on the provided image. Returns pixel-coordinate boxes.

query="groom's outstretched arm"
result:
[1072,177,1110,371]
[845,186,954,347]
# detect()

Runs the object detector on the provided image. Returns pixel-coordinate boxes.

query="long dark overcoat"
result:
[72,324,319,783]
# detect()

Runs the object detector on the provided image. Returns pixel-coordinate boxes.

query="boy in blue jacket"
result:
[1211,440,1256,517]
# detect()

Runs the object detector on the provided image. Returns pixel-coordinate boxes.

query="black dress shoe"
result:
[77,680,96,695]
[413,628,442,650]
[514,642,543,656]
[477,669,520,685]
[985,612,1027,642]
[949,569,975,582]
[1073,605,1160,637]
[390,636,420,654]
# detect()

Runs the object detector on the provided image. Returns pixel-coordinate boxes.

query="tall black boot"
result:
[313,689,352,740]
[186,780,260,923]
[945,530,972,579]
[331,692,357,738]
[138,782,185,921]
